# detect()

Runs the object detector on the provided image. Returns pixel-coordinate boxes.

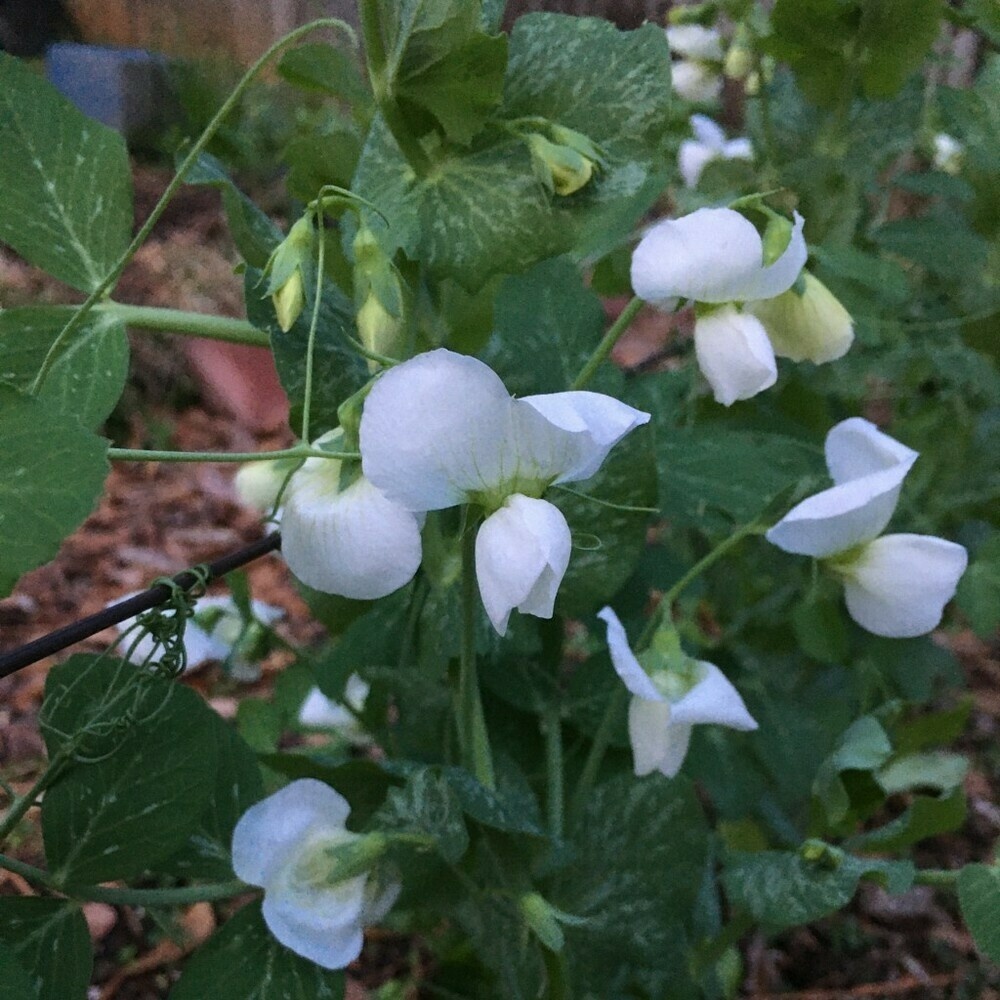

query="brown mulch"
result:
[1,164,999,999]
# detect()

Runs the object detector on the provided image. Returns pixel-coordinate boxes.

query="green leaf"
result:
[847,787,966,853]
[938,85,1000,175]
[858,0,943,99]
[40,655,218,883]
[653,426,823,534]
[813,717,892,826]
[723,848,915,929]
[552,424,657,616]
[877,751,967,796]
[0,52,132,292]
[0,898,91,1000]
[0,386,108,598]
[375,768,469,862]
[959,864,1000,963]
[245,268,368,433]
[0,941,33,1000]
[483,257,619,395]
[957,533,1000,638]
[161,714,265,879]
[555,774,708,991]
[0,306,129,427]
[439,760,545,837]
[792,588,849,664]
[184,154,281,269]
[278,43,370,105]
[872,215,990,282]
[171,902,345,1000]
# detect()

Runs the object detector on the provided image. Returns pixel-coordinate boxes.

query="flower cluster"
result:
[232,779,397,970]
[666,24,723,103]
[767,418,968,637]
[280,349,649,635]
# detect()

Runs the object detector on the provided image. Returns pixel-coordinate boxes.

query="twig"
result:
[0,534,281,679]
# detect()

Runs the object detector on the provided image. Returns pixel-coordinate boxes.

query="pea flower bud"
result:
[527,133,595,196]
[264,216,314,332]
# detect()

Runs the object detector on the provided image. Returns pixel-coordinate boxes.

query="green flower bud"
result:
[746,272,854,364]
[723,26,753,80]
[272,269,305,332]
[357,291,404,362]
[265,215,315,332]
[518,892,587,952]
[527,133,595,196]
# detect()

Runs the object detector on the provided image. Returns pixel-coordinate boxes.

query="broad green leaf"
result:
[0,941,32,999]
[553,424,657,616]
[0,306,128,427]
[0,386,108,598]
[555,774,708,992]
[284,126,365,202]
[877,751,967,796]
[375,768,469,862]
[652,426,823,534]
[957,533,1000,638]
[161,713,265,879]
[483,256,619,396]
[41,655,218,883]
[959,864,1000,963]
[245,268,368,434]
[171,902,345,1000]
[0,898,91,1000]
[856,0,942,99]
[791,588,849,665]
[439,761,545,836]
[0,52,132,292]
[723,848,914,929]
[872,215,989,282]
[847,787,966,853]
[812,717,892,826]
[184,154,281,269]
[278,43,370,105]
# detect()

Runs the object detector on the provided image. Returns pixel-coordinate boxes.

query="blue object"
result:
[45,42,174,136]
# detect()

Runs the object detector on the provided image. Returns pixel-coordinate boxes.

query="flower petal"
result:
[631,208,804,307]
[722,137,754,161]
[298,687,354,730]
[824,417,918,486]
[694,307,777,406]
[678,139,718,188]
[475,495,571,635]
[282,467,422,600]
[628,697,681,776]
[597,606,664,701]
[262,874,366,969]
[232,779,351,888]
[671,61,723,103]
[689,114,726,147]
[667,24,723,60]
[518,391,650,483]
[669,662,758,730]
[841,534,968,638]
[360,349,515,510]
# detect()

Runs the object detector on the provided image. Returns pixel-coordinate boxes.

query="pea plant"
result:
[1,1,999,996]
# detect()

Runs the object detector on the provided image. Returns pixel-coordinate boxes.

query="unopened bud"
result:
[747,272,854,364]
[519,893,587,952]
[272,270,305,332]
[265,215,315,332]
[528,134,594,196]
[724,26,753,80]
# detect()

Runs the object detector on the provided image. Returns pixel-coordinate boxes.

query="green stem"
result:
[300,212,326,443]
[544,706,564,840]
[29,17,354,395]
[913,868,959,888]
[0,852,253,905]
[571,296,644,390]
[458,518,496,790]
[107,446,358,464]
[0,757,65,845]
[569,685,626,820]
[95,302,269,346]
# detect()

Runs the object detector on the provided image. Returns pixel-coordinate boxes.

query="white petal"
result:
[670,61,723,103]
[360,349,515,510]
[262,873,366,970]
[722,138,754,161]
[298,687,355,729]
[631,209,804,307]
[841,534,968,638]
[282,468,422,600]
[669,662,758,730]
[666,24,723,60]
[232,779,351,888]
[597,606,664,702]
[628,697,678,776]
[689,114,726,147]
[824,418,918,486]
[475,496,571,635]
[518,391,650,484]
[694,307,777,406]
[678,140,717,188]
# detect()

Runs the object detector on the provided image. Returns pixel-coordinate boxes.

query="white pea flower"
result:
[766,418,968,638]
[115,594,282,678]
[232,779,399,970]
[298,675,371,744]
[280,439,424,601]
[598,607,757,778]
[667,25,723,103]
[630,207,807,405]
[678,114,753,188]
[360,349,649,634]
[931,133,964,175]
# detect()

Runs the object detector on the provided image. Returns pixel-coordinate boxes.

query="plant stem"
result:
[29,17,354,395]
[544,706,564,840]
[568,685,626,820]
[571,296,644,390]
[458,519,496,789]
[913,868,960,888]
[301,212,326,443]
[95,302,269,346]
[0,852,253,905]
[107,446,357,464]
[0,757,65,845]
